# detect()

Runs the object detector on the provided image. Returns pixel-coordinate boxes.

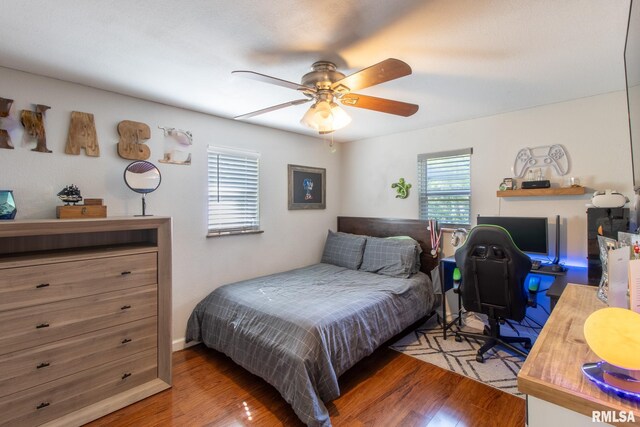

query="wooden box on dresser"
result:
[0,217,172,427]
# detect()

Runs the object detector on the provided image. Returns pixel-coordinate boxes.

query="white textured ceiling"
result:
[0,0,631,142]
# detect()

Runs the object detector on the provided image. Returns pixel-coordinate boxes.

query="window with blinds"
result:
[418,148,472,226]
[207,146,261,236]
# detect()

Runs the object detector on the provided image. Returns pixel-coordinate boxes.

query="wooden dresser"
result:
[0,217,172,426]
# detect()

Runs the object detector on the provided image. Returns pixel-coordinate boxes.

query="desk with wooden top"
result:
[545,266,598,311]
[518,284,640,426]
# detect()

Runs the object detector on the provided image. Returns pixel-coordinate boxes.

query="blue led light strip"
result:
[582,362,640,402]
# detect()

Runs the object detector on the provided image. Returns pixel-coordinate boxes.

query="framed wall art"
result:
[288,164,326,210]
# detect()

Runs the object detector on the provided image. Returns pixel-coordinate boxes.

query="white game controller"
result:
[513,144,569,178]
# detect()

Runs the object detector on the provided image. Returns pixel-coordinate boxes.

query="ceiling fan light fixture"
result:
[329,102,351,130]
[234,58,416,131]
[300,100,332,132]
[300,100,351,133]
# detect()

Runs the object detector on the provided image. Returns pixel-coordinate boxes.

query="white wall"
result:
[630,84,640,187]
[1,65,632,350]
[340,92,633,265]
[0,67,340,348]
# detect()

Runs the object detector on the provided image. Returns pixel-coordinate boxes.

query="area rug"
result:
[390,316,538,397]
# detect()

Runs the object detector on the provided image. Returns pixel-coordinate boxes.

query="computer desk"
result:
[544,265,598,311]
[439,257,596,338]
[439,256,462,339]
[518,284,640,426]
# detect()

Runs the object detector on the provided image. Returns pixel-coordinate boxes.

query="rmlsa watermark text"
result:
[592,410,636,423]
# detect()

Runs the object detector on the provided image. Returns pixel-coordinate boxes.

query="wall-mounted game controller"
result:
[513,144,569,178]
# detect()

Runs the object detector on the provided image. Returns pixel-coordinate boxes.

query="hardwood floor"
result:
[87,344,525,427]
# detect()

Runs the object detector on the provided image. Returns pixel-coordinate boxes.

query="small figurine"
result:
[57,185,83,205]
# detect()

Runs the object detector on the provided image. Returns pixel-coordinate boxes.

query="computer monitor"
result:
[476,216,549,255]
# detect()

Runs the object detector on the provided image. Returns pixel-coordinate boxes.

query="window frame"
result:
[418,148,473,228]
[207,146,262,237]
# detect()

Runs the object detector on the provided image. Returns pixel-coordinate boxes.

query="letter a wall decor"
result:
[65,111,100,156]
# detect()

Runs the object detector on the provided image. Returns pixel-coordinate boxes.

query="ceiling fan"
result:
[232,58,419,134]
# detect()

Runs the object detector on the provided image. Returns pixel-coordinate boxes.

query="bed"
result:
[185,217,439,426]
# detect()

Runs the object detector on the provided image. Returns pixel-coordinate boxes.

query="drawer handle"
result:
[121,271,132,276]
[36,402,50,410]
[36,283,50,289]
[36,362,50,369]
[121,338,132,344]
[121,305,132,310]
[122,372,132,380]
[36,323,50,329]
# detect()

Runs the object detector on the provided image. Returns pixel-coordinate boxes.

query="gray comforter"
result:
[185,263,435,426]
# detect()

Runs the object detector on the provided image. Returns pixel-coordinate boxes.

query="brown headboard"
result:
[337,216,438,276]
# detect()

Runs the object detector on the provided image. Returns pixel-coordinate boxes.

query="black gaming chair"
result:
[453,225,533,362]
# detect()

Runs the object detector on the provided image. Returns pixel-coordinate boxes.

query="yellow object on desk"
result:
[584,307,640,370]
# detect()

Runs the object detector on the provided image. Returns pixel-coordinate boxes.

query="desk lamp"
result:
[583,308,640,400]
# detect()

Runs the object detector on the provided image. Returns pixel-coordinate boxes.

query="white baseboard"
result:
[172,337,200,352]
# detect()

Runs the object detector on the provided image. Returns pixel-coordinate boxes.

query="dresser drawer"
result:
[0,349,157,427]
[0,285,157,356]
[0,252,157,312]
[0,316,157,398]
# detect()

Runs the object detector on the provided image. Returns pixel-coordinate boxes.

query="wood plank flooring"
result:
[87,344,525,427]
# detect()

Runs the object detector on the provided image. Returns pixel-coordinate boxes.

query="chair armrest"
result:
[528,291,537,308]
[453,279,461,294]
[452,267,461,294]
[526,275,540,308]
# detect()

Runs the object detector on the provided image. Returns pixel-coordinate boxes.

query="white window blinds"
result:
[207,146,260,235]
[418,148,472,226]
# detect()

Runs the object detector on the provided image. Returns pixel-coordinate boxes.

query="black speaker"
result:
[521,180,551,189]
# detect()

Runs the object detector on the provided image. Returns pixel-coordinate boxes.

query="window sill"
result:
[441,226,471,233]
[207,230,264,238]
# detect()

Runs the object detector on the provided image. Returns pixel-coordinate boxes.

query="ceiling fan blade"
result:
[232,70,315,92]
[234,99,311,120]
[331,58,412,93]
[341,93,419,117]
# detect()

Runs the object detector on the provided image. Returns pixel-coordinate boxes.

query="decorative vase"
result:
[0,190,17,220]
[596,235,619,303]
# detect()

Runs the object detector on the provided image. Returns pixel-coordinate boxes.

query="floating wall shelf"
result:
[496,186,586,197]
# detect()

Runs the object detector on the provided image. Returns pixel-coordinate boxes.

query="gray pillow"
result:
[385,236,422,274]
[321,230,367,270]
[360,236,421,278]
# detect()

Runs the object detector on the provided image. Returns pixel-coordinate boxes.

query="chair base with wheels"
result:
[454,314,531,363]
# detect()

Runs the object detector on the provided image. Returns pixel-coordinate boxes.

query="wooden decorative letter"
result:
[20,104,52,153]
[65,111,100,156]
[158,126,192,165]
[117,120,151,160]
[0,97,14,149]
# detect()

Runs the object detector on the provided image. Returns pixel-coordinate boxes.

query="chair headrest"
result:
[458,225,527,257]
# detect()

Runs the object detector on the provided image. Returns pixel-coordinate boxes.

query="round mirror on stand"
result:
[124,160,161,216]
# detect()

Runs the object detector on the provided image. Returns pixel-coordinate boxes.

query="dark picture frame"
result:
[288,164,326,210]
